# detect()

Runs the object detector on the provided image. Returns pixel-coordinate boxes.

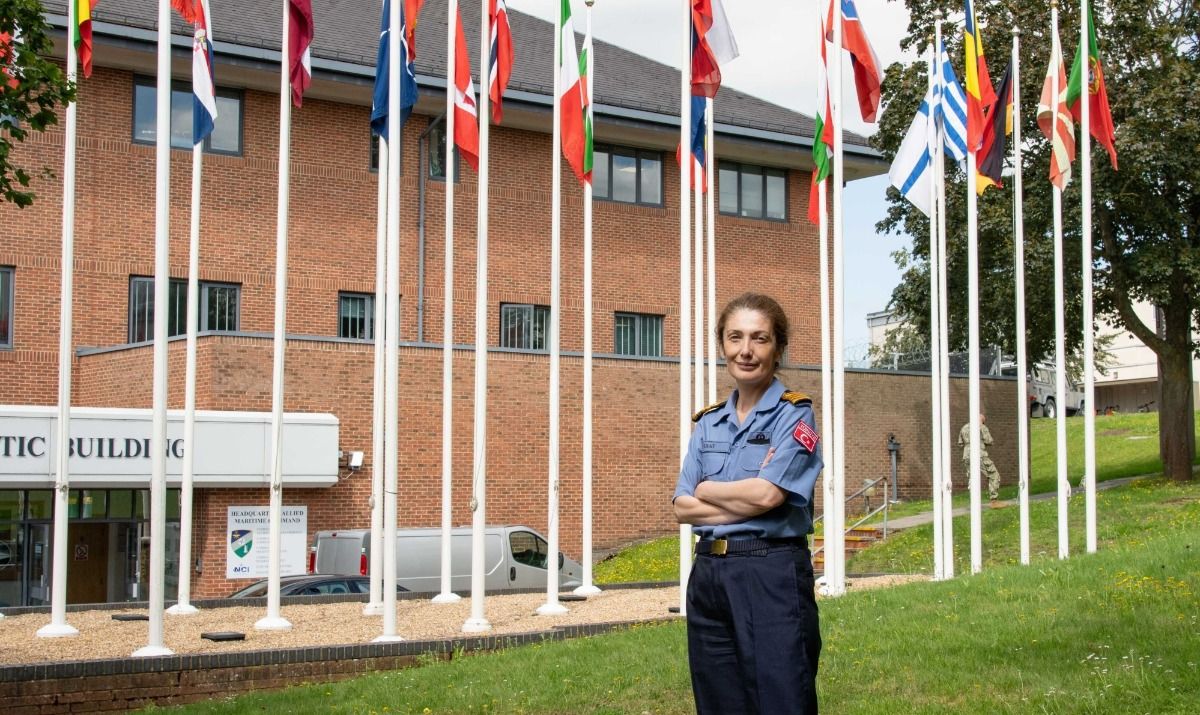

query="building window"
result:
[718,161,787,220]
[132,77,243,155]
[500,303,550,350]
[0,266,12,349]
[339,293,375,340]
[128,277,240,343]
[369,132,408,174]
[428,117,461,182]
[614,312,663,357]
[593,145,663,206]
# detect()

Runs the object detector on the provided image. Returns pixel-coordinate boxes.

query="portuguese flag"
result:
[1066,6,1117,170]
[74,0,97,78]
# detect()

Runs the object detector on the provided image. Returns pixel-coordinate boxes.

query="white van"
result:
[308,525,583,594]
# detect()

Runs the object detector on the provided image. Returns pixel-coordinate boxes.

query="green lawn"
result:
[152,479,1200,714]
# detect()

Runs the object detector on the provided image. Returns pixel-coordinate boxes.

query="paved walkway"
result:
[885,475,1152,530]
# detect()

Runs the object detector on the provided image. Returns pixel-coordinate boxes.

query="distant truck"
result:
[1029,362,1086,417]
[308,525,583,594]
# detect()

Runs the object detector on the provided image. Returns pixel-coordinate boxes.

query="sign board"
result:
[0,406,339,488]
[226,505,308,579]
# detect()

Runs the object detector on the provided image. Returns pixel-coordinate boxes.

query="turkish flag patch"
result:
[793,419,820,452]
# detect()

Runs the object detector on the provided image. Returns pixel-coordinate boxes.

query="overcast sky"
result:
[507,0,919,353]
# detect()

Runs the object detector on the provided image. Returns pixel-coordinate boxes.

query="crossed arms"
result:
[673,478,786,526]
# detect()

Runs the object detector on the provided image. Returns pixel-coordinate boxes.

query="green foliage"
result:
[593,536,680,585]
[0,0,76,208]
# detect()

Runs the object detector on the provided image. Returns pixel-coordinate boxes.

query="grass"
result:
[593,536,680,585]
[151,479,1200,714]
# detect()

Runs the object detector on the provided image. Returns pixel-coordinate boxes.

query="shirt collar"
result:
[719,378,785,425]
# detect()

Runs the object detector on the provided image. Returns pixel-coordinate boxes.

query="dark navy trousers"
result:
[686,543,821,714]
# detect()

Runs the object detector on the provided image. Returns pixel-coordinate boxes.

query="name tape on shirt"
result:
[793,419,820,452]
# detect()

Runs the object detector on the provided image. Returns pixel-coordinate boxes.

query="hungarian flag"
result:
[453,7,480,171]
[963,0,996,152]
[826,0,882,123]
[1066,6,1117,170]
[558,0,589,184]
[74,0,98,78]
[289,0,314,107]
[976,62,1012,193]
[1037,26,1075,189]
[808,13,834,225]
[172,0,218,145]
[690,0,738,98]
[489,0,514,124]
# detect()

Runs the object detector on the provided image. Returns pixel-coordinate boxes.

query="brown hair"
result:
[715,292,790,367]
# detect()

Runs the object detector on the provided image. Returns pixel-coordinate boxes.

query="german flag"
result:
[977,62,1013,193]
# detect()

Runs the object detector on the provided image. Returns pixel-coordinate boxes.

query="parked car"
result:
[309,525,583,594]
[1029,362,1086,417]
[227,574,408,598]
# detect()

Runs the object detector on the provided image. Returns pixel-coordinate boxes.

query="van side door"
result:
[507,530,550,586]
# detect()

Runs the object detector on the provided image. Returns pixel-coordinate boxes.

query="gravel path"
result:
[0,576,926,666]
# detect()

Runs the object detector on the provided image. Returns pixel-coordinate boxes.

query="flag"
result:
[676,95,707,191]
[977,62,1012,192]
[691,0,739,98]
[173,0,218,144]
[808,14,833,225]
[558,0,589,184]
[1066,5,1117,170]
[453,7,479,172]
[370,0,418,139]
[404,0,424,57]
[0,30,18,91]
[289,0,314,107]
[888,86,935,216]
[1038,27,1075,189]
[74,0,97,78]
[489,0,514,124]
[936,42,969,165]
[963,0,996,152]
[826,0,882,123]
[580,11,594,183]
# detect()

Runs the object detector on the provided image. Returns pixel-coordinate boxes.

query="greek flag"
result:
[937,41,969,165]
[888,87,935,216]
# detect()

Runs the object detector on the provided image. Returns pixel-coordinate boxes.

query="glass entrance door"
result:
[24,523,51,606]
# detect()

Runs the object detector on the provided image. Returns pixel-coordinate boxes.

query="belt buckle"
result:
[710,538,728,556]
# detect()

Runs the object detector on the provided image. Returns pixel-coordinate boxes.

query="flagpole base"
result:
[431,592,462,604]
[36,622,79,638]
[254,616,292,631]
[462,617,492,633]
[362,602,383,616]
[132,645,174,657]
[573,584,602,596]
[372,633,404,643]
[167,603,199,616]
[536,601,569,616]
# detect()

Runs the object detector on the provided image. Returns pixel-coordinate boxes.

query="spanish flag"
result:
[74,0,97,78]
[963,0,996,153]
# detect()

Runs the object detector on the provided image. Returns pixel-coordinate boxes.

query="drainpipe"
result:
[416,114,445,343]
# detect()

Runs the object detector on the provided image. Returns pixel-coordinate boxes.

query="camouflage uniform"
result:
[958,421,1001,500]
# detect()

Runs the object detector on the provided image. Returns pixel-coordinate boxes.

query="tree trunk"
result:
[1157,315,1196,482]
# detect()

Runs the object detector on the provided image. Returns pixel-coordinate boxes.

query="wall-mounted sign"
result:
[226,505,308,579]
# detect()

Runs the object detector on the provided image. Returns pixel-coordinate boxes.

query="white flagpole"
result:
[375,0,404,642]
[133,0,176,655]
[256,0,294,633]
[677,0,694,616]
[38,0,80,639]
[828,0,847,597]
[365,135,387,615]
[705,99,717,405]
[1051,1,1069,561]
[538,0,567,618]
[935,17,953,577]
[966,28,983,575]
[816,1,833,589]
[576,0,601,597]
[1080,0,1097,554]
[463,0,493,634]
[434,0,462,606]
[927,39,944,582]
[693,158,704,411]
[1012,26,1031,566]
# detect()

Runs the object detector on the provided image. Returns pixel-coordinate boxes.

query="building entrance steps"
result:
[811,526,883,569]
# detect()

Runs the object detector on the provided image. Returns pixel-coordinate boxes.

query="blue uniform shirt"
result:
[673,378,823,540]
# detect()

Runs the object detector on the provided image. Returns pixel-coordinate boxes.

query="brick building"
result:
[0,2,1015,604]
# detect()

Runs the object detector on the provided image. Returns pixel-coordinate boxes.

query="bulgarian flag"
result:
[808,11,834,225]
[558,0,590,184]
[74,0,98,78]
[1066,5,1117,170]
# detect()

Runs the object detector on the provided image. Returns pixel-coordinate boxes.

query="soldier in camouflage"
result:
[958,413,1002,504]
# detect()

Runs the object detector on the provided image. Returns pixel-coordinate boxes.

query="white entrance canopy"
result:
[0,406,339,488]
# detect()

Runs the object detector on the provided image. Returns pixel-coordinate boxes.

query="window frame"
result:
[0,266,13,350]
[592,144,664,207]
[499,303,551,351]
[613,312,664,358]
[717,161,788,222]
[199,281,241,333]
[426,115,462,183]
[131,75,244,156]
[338,292,376,341]
[128,276,241,343]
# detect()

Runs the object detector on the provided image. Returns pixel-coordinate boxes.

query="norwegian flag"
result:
[489,0,514,124]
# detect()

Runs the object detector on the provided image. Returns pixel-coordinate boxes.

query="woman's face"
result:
[722,308,779,390]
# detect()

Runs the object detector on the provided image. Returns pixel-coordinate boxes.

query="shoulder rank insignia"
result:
[692,400,726,422]
[780,391,812,406]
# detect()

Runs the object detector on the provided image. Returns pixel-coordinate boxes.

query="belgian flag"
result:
[977,62,1013,193]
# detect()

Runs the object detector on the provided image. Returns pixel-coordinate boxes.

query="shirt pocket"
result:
[739,444,772,473]
[699,442,729,477]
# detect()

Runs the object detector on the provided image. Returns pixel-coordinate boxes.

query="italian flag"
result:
[559,0,590,184]
[1066,5,1117,170]
[808,12,833,225]
[74,0,97,78]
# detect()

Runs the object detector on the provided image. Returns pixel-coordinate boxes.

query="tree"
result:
[0,0,76,208]
[874,0,1199,481]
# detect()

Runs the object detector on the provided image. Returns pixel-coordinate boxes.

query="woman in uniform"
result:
[673,292,823,714]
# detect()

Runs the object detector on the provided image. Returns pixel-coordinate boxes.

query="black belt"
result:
[694,537,808,557]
